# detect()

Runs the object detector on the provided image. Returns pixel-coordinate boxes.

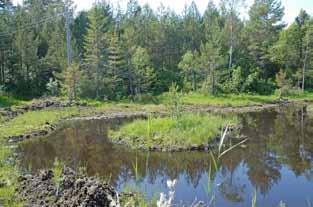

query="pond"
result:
[17,106,313,207]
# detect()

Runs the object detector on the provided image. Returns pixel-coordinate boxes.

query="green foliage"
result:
[0,96,29,108]
[110,113,238,149]
[168,83,182,119]
[60,64,82,101]
[160,92,278,107]
[130,47,156,95]
[82,2,112,99]
[178,51,197,91]
[1,0,313,99]
[0,143,22,207]
[120,191,157,207]
[276,70,291,98]
[197,42,224,95]
[222,66,244,93]
[46,78,60,97]
[246,0,285,76]
[52,158,63,187]
[0,107,96,139]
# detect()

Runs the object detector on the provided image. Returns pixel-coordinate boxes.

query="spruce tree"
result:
[178,51,197,91]
[83,2,111,99]
[131,46,155,95]
[107,31,126,98]
[246,0,285,78]
[197,42,223,94]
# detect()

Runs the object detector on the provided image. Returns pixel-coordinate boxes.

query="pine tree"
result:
[0,0,13,86]
[220,0,246,68]
[197,42,223,94]
[83,2,111,99]
[302,23,313,91]
[182,1,202,51]
[131,46,155,95]
[178,51,197,91]
[60,63,82,101]
[107,31,127,97]
[270,10,312,89]
[202,1,222,44]
[246,0,285,78]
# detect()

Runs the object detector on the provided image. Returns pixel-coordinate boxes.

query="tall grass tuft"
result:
[147,114,153,140]
[52,158,63,197]
[168,83,182,119]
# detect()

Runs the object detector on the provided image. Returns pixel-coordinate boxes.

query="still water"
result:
[18,106,313,207]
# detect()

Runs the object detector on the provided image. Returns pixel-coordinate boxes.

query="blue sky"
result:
[13,0,313,24]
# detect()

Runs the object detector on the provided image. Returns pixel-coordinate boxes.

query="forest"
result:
[0,0,312,101]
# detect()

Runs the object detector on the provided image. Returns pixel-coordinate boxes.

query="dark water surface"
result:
[18,106,313,207]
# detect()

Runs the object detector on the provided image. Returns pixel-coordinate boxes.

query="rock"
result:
[190,145,199,151]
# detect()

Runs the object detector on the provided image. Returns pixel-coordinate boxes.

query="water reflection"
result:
[18,106,313,206]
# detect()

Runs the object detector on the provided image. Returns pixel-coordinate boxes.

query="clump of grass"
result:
[52,158,62,186]
[121,185,157,207]
[0,144,21,207]
[110,113,237,149]
[52,158,63,197]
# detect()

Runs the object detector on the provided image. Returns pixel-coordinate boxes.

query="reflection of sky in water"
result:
[115,162,313,206]
[17,106,313,206]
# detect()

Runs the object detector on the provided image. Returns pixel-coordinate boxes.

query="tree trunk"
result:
[228,14,234,70]
[95,32,100,99]
[0,50,3,84]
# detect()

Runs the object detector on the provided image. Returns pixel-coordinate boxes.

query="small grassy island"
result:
[110,113,238,151]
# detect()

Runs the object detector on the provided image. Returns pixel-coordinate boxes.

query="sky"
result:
[12,0,313,25]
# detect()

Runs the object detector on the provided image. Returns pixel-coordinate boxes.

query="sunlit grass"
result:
[158,92,313,107]
[110,113,237,149]
[0,143,21,207]
[0,108,97,139]
[159,92,279,106]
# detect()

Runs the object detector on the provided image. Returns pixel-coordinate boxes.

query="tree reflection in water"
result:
[17,106,313,206]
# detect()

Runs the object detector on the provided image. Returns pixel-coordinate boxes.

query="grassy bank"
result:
[110,113,238,150]
[158,92,313,107]
[0,96,30,108]
[0,145,20,206]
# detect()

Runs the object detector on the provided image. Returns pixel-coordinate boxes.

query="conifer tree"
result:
[131,46,155,95]
[178,51,197,91]
[107,31,127,97]
[83,2,111,98]
[246,0,285,78]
